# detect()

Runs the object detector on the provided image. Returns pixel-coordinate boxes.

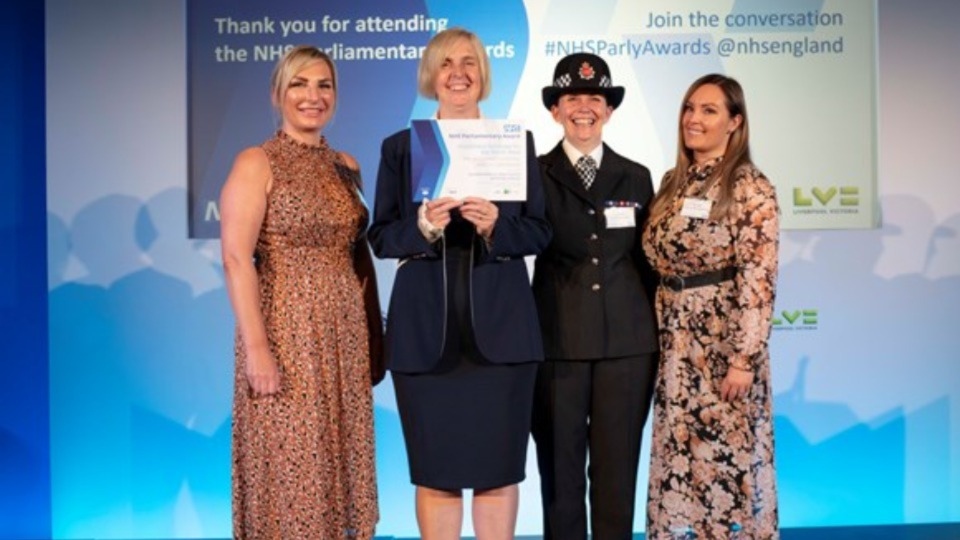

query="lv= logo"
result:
[773,309,818,326]
[793,186,859,207]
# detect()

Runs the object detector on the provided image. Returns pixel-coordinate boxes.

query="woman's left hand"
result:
[720,366,754,402]
[460,196,499,240]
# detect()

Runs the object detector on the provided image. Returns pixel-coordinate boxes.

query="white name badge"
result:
[604,206,636,229]
[681,197,712,219]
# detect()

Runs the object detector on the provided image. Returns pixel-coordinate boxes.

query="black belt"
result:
[659,267,738,291]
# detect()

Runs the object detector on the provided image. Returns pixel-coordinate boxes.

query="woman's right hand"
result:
[221,146,279,398]
[245,347,281,396]
[418,197,463,241]
[423,197,462,230]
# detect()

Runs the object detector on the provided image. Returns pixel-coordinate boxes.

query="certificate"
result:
[410,119,527,202]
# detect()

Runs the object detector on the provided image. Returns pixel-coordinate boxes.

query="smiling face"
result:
[681,83,742,163]
[551,92,612,154]
[433,38,483,118]
[278,59,336,143]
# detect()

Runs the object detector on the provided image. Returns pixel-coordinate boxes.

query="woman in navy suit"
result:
[368,28,551,539]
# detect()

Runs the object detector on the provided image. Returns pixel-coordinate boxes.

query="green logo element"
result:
[793,186,859,207]
[772,309,818,327]
[839,186,860,206]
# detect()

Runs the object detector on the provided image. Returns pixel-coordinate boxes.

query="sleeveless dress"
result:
[642,164,780,540]
[231,131,378,539]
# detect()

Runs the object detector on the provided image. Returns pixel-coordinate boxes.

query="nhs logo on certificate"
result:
[411,119,527,202]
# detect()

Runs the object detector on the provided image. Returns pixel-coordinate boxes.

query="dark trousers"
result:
[532,354,658,540]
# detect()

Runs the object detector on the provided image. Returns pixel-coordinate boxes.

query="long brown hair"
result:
[649,74,751,222]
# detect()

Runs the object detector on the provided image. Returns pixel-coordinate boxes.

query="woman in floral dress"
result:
[643,74,780,539]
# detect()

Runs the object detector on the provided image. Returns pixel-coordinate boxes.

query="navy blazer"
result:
[368,129,552,373]
[532,142,659,360]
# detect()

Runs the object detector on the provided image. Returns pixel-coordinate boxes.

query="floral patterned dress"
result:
[232,131,378,539]
[642,163,779,539]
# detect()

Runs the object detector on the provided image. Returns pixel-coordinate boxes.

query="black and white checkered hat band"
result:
[555,73,612,88]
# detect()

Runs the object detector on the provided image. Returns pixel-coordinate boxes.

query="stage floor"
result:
[387,522,960,540]
[41,523,955,539]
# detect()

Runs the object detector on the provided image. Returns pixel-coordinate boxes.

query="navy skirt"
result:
[393,352,537,490]
[392,219,537,490]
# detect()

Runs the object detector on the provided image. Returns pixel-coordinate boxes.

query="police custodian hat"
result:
[541,53,625,110]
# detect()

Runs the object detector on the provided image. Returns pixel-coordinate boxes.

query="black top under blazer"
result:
[532,142,659,360]
[368,129,552,373]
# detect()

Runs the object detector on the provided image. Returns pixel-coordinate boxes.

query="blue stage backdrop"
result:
[1,2,49,539]
[36,0,960,538]
[187,0,878,237]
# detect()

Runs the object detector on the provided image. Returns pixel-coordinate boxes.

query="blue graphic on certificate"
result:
[411,119,527,202]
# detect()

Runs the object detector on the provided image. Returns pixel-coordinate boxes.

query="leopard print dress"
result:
[232,131,377,539]
[642,163,779,539]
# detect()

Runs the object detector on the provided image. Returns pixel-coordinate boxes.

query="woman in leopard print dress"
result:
[220,46,380,539]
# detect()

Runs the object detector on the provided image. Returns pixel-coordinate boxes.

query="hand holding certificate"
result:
[411,119,527,202]
[459,197,500,239]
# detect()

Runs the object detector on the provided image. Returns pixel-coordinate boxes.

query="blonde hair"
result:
[649,73,751,222]
[269,45,338,110]
[417,28,491,101]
